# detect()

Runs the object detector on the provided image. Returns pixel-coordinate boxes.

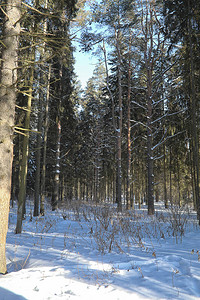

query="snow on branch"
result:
[131,100,146,110]
[152,109,185,125]
[152,130,185,151]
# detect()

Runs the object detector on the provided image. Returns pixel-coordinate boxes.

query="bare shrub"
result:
[166,204,190,243]
[89,205,121,254]
[59,200,194,255]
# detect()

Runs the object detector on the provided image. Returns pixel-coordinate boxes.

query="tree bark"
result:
[169,146,172,204]
[188,1,200,223]
[52,119,61,210]
[163,144,168,208]
[16,46,35,233]
[146,44,154,215]
[0,0,21,273]
[115,28,123,212]
[34,91,42,216]
[51,63,63,210]
[34,0,44,216]
[40,64,51,215]
[143,2,155,215]
[126,34,132,210]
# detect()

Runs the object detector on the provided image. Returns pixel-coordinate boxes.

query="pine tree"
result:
[91,0,136,210]
[164,0,200,221]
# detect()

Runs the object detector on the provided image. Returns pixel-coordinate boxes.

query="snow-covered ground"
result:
[0,201,200,300]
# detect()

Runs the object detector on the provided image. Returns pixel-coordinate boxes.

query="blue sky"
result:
[74,48,97,88]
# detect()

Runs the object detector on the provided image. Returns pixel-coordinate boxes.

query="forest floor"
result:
[0,200,200,300]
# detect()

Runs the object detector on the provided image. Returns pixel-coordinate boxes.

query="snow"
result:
[1,201,200,300]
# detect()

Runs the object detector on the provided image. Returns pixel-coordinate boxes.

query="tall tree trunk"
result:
[168,146,173,204]
[94,130,100,203]
[188,1,200,223]
[115,28,123,212]
[144,3,154,215]
[34,0,45,216]
[126,35,132,210]
[177,159,181,207]
[51,64,63,210]
[38,0,49,216]
[163,144,168,208]
[147,135,154,214]
[34,92,42,216]
[40,64,51,215]
[130,159,134,208]
[0,0,21,273]
[146,61,154,215]
[189,141,196,209]
[61,175,65,203]
[52,118,61,210]
[112,172,116,204]
[16,46,35,233]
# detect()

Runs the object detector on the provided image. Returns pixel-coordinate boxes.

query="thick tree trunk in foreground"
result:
[0,0,21,274]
